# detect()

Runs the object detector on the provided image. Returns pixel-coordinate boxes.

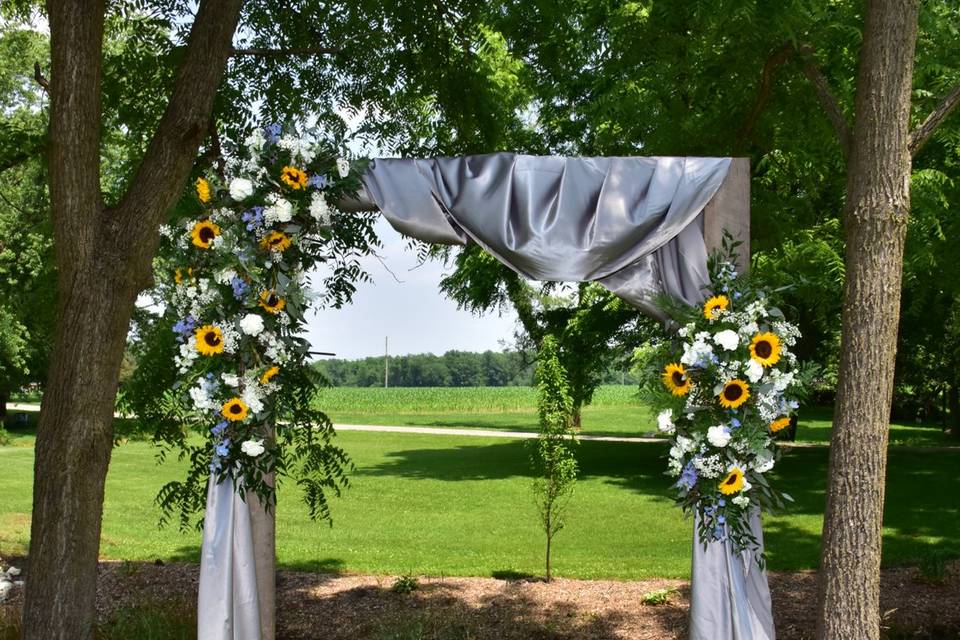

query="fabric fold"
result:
[198,475,262,640]
[360,153,730,311]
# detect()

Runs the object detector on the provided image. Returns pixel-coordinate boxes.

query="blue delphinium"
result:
[242,206,264,231]
[676,462,699,492]
[172,315,197,342]
[264,123,282,144]
[231,276,250,300]
[308,173,328,189]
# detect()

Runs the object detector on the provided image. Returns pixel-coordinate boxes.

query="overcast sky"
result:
[304,218,519,360]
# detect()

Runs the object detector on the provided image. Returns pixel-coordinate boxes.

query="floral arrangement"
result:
[148,124,377,522]
[643,241,810,562]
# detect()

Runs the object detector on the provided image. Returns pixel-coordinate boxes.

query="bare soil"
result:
[1,555,958,639]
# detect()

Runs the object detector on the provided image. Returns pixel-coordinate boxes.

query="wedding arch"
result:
[158,136,781,640]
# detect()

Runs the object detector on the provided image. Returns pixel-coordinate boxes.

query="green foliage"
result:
[640,587,678,606]
[530,335,578,580]
[391,574,420,595]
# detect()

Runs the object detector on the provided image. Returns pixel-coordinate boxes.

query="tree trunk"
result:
[948,383,959,438]
[0,390,8,421]
[22,260,140,639]
[816,2,920,638]
[21,1,243,637]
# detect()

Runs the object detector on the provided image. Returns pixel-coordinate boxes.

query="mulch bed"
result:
[1,555,958,639]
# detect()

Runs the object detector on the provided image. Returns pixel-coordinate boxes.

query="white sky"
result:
[304,218,520,359]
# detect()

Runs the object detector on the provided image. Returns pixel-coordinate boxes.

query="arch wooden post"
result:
[703,157,751,268]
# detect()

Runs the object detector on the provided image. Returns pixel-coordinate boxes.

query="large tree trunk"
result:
[815,1,920,638]
[21,1,243,637]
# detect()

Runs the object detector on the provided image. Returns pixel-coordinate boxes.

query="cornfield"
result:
[314,384,642,414]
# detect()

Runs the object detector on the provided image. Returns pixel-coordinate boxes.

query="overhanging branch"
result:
[909,82,960,156]
[797,45,851,156]
[737,43,796,151]
[231,46,340,58]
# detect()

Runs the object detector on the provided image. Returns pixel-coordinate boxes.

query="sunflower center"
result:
[229,404,242,414]
[724,473,739,486]
[203,331,221,347]
[267,294,279,306]
[710,304,721,314]
[198,226,215,243]
[270,236,283,246]
[755,340,772,358]
[723,384,743,401]
[672,371,685,386]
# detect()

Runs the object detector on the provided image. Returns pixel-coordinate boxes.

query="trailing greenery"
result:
[529,336,578,581]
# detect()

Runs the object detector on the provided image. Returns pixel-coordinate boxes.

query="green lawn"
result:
[1,427,957,580]
[317,385,954,446]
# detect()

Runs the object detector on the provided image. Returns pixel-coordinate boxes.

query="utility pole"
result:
[384,336,389,388]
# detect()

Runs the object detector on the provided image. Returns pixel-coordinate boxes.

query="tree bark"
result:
[22,1,243,638]
[815,1,920,638]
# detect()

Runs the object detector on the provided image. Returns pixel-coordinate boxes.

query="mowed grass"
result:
[317,385,954,446]
[1,429,957,579]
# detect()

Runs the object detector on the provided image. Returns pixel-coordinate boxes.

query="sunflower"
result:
[221,397,249,422]
[191,219,220,249]
[719,467,746,495]
[260,231,292,253]
[174,267,193,284]
[258,290,286,314]
[718,379,750,409]
[661,363,691,396]
[260,365,280,385]
[770,416,792,433]
[703,294,730,320]
[750,332,782,367]
[194,325,224,356]
[280,165,308,190]
[196,177,212,203]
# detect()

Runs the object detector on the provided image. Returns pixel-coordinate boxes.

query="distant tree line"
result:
[315,350,637,388]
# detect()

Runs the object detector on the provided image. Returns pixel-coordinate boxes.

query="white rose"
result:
[241,439,265,457]
[229,178,254,201]
[713,330,740,351]
[744,359,764,383]
[221,373,240,387]
[239,313,265,336]
[336,157,350,178]
[753,451,775,473]
[707,425,731,448]
[657,409,675,434]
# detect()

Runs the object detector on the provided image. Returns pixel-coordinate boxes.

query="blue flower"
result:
[676,462,699,491]
[231,276,250,300]
[730,418,742,429]
[717,515,727,525]
[242,206,264,231]
[264,123,281,144]
[718,499,726,507]
[211,421,228,436]
[215,440,231,457]
[172,315,196,342]
[308,174,328,189]
[713,526,726,541]
[209,458,223,472]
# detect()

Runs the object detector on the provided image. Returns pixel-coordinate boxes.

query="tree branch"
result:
[909,82,960,156]
[115,0,243,245]
[736,43,796,151]
[231,46,340,57]
[797,44,851,156]
[33,62,49,93]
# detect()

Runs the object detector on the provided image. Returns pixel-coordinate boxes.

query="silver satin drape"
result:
[196,152,774,640]
[198,476,262,639]
[360,153,728,318]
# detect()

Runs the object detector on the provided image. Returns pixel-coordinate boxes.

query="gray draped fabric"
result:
[691,511,775,639]
[198,476,262,640]
[360,153,728,316]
